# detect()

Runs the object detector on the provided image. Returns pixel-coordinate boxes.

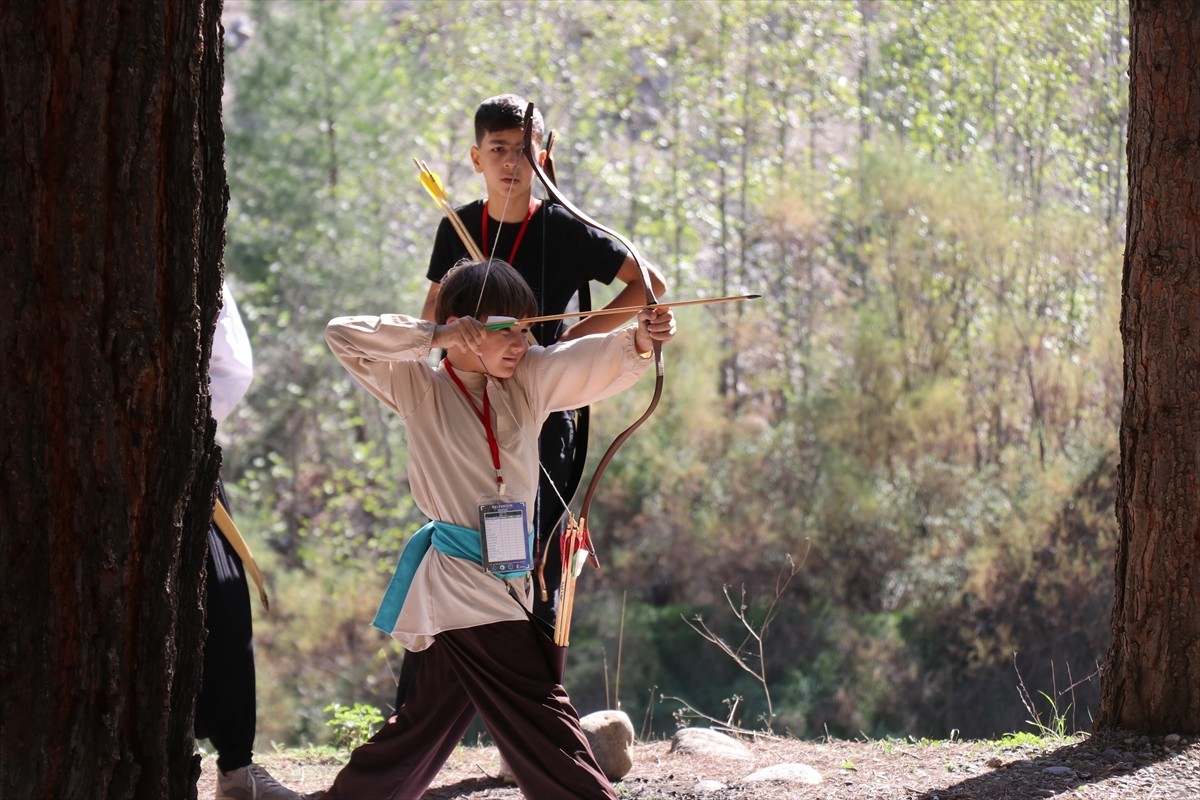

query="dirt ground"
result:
[198,729,1199,799]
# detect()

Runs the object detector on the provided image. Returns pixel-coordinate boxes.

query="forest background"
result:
[216,0,1127,749]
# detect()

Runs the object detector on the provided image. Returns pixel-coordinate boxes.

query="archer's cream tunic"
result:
[326,315,652,651]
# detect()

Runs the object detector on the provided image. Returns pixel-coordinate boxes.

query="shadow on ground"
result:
[423,776,509,799]
[915,731,1196,800]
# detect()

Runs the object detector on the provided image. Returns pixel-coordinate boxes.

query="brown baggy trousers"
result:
[324,620,617,800]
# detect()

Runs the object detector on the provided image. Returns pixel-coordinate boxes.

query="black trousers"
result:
[326,621,615,800]
[393,410,577,711]
[194,481,257,773]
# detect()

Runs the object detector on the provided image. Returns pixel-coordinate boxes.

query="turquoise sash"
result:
[371,519,533,635]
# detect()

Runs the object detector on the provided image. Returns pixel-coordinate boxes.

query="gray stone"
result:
[496,754,516,784]
[741,762,823,785]
[694,779,730,793]
[670,728,754,761]
[581,709,636,781]
[1043,765,1075,776]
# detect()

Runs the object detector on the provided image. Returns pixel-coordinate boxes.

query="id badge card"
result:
[478,498,531,574]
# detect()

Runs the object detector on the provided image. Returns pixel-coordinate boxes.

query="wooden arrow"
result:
[483,293,761,330]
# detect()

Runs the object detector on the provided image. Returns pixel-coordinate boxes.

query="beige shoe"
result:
[216,764,302,800]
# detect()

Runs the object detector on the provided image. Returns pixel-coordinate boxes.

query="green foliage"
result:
[996,730,1049,749]
[218,0,1128,746]
[1025,691,1071,741]
[324,702,386,750]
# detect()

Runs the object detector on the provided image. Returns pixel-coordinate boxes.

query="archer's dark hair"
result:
[434,259,538,324]
[474,93,544,145]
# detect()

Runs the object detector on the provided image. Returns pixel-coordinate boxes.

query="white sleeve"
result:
[210,283,254,424]
[521,327,651,416]
[324,314,436,419]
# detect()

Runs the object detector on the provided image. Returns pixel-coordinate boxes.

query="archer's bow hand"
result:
[634,305,676,355]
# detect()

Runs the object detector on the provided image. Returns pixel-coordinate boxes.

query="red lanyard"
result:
[444,359,505,493]
[481,197,538,264]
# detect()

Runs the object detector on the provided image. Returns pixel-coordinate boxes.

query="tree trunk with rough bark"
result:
[0,1,227,797]
[1099,0,1200,735]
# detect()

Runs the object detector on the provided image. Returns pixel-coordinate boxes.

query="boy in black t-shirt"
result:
[421,95,666,344]
[418,92,667,643]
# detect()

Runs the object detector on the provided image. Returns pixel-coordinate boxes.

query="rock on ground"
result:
[581,709,636,781]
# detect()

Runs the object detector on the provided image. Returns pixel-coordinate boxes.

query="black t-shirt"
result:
[427,200,628,345]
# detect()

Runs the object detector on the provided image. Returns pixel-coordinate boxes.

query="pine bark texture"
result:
[1099,0,1200,734]
[0,2,227,798]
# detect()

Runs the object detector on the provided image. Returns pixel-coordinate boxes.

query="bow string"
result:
[521,102,663,534]
[537,129,595,542]
[521,102,664,645]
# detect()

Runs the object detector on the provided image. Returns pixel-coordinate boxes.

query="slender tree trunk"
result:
[857,0,876,149]
[1099,0,1200,735]
[715,7,736,405]
[0,1,226,797]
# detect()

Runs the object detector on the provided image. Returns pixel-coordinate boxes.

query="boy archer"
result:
[319,259,676,799]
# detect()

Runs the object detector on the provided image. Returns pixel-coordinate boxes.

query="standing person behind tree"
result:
[418,92,668,645]
[317,259,677,799]
[198,283,301,800]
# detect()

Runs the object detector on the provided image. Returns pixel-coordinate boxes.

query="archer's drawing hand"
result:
[634,305,676,355]
[433,316,486,357]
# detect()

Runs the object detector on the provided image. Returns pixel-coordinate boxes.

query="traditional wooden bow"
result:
[521,102,665,646]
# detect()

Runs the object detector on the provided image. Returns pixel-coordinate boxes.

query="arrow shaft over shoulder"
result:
[414,157,485,261]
